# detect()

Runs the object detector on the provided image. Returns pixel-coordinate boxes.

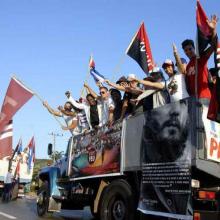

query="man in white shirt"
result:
[3,169,14,202]
[84,83,115,127]
[133,59,189,103]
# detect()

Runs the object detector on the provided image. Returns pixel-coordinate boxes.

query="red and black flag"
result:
[196,0,212,56]
[126,22,154,74]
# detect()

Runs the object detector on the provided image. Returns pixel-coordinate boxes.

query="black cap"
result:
[116,76,129,84]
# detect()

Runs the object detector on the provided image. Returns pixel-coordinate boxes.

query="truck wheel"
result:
[37,181,49,217]
[99,179,135,220]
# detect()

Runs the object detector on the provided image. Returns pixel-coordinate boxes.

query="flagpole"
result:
[80,54,92,97]
[11,74,64,127]
[111,54,126,83]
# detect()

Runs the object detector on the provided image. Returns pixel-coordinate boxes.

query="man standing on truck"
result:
[84,83,115,127]
[43,101,80,135]
[181,14,218,105]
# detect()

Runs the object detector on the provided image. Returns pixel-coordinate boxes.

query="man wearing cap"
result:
[133,60,189,103]
[105,74,143,118]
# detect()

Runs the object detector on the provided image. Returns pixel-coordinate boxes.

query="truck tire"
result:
[99,179,135,220]
[37,181,49,217]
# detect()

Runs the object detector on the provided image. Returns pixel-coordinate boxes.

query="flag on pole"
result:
[0,76,34,131]
[196,0,212,57]
[0,120,13,159]
[89,55,95,69]
[126,22,154,74]
[89,56,106,83]
[27,136,35,170]
[14,138,22,155]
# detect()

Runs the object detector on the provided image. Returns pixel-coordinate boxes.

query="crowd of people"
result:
[43,14,218,137]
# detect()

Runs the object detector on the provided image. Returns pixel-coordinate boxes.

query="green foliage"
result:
[49,150,64,161]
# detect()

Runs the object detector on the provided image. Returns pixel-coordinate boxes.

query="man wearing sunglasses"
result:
[181,15,218,105]
[84,83,115,127]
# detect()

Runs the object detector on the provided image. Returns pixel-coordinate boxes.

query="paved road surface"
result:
[0,196,94,220]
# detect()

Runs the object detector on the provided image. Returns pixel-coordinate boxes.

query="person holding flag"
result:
[181,1,218,105]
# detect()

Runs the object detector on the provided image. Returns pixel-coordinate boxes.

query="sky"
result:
[0,0,220,159]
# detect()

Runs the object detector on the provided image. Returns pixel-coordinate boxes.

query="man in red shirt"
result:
[181,15,218,104]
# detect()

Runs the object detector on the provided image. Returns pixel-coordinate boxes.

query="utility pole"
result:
[48,132,63,162]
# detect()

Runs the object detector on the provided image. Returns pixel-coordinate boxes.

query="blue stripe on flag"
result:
[90,68,105,83]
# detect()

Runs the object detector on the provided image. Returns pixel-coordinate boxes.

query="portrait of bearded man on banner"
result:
[139,98,193,219]
[142,99,191,163]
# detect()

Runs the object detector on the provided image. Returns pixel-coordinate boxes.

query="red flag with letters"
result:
[0,77,34,131]
[0,120,13,159]
[196,0,212,56]
[126,22,154,74]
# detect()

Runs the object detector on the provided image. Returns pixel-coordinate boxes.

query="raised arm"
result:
[43,101,62,117]
[84,83,98,99]
[136,78,164,90]
[65,91,85,110]
[105,79,126,92]
[58,106,76,117]
[204,15,218,58]
[173,43,186,74]
[125,87,143,95]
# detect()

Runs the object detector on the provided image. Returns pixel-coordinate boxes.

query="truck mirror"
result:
[48,143,53,155]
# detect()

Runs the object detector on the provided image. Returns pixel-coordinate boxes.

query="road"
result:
[0,196,94,220]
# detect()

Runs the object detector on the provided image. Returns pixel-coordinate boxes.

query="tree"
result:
[49,150,64,161]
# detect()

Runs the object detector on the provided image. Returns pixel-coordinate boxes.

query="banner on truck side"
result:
[202,105,220,163]
[69,122,122,179]
[138,99,193,220]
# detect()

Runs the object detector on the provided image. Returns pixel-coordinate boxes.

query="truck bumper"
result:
[194,210,220,220]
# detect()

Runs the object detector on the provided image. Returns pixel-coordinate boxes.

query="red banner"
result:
[0,77,34,131]
[0,120,13,159]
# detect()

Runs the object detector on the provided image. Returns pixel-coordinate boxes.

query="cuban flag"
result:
[89,56,106,83]
[27,136,35,170]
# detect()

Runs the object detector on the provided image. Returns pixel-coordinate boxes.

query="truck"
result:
[36,97,220,220]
